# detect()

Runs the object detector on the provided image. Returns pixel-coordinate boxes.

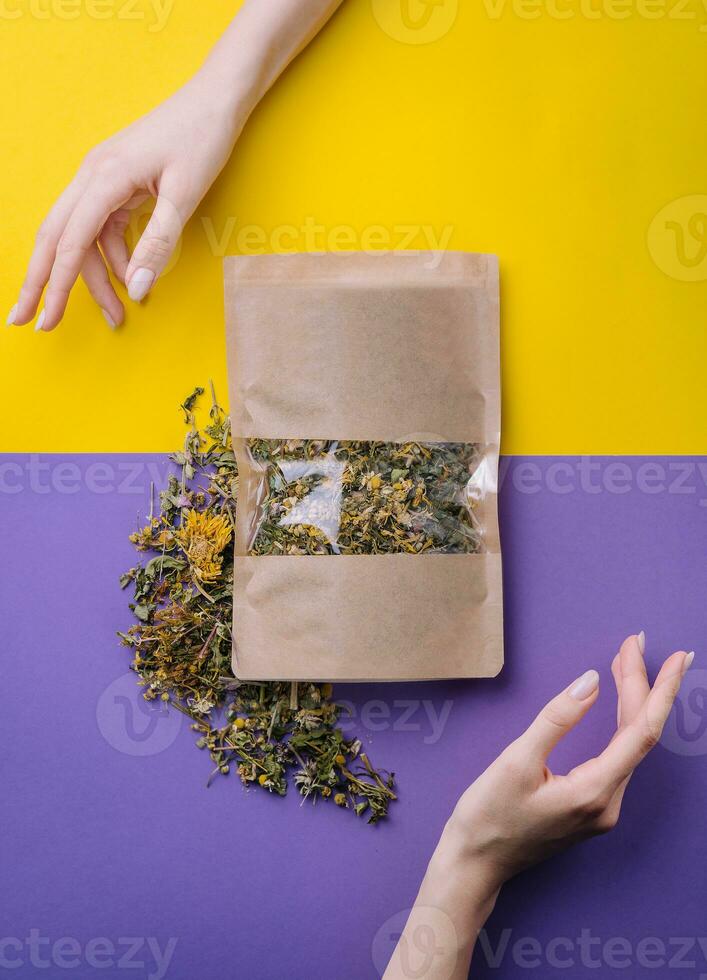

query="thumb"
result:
[520,669,600,760]
[125,185,186,302]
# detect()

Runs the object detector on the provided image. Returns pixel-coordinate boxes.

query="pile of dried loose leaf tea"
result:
[248,439,483,555]
[118,387,396,823]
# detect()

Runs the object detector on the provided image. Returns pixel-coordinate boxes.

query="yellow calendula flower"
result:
[175,509,232,583]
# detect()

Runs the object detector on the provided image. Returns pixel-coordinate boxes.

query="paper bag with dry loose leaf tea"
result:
[224,251,502,682]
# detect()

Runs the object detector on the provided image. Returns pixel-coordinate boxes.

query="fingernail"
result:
[569,669,600,700]
[127,268,155,302]
[683,651,695,676]
[637,630,646,655]
[34,310,46,332]
[101,309,117,330]
[6,304,17,326]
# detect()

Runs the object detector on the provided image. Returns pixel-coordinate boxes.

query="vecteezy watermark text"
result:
[0,931,177,978]
[499,457,707,505]
[200,216,454,268]
[373,915,707,977]
[481,0,707,28]
[338,698,454,744]
[2,457,707,507]
[0,0,173,30]
[477,928,707,972]
[0,457,174,496]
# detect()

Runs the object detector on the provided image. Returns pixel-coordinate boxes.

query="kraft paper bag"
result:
[224,251,503,681]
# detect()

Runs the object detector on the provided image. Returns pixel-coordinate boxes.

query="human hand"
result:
[9,72,245,332]
[383,635,693,980]
[445,635,693,893]
[8,0,346,333]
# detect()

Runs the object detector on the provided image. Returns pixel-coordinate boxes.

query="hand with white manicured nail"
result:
[10,83,240,333]
[7,0,344,333]
[384,635,694,980]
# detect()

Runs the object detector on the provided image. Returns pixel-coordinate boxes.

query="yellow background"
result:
[1,0,705,453]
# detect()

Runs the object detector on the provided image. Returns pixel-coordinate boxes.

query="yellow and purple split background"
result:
[1,3,705,977]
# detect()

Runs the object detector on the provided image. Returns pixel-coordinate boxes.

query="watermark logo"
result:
[372,907,459,978]
[647,195,707,282]
[371,0,458,44]
[660,668,707,757]
[96,672,182,757]
[373,920,707,974]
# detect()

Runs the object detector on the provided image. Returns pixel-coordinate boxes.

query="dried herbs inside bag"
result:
[248,439,486,556]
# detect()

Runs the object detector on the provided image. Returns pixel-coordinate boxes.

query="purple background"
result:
[1,455,705,979]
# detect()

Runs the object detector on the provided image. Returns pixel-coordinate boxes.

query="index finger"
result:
[589,650,692,791]
[612,633,650,730]
[38,180,131,332]
[11,179,86,326]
